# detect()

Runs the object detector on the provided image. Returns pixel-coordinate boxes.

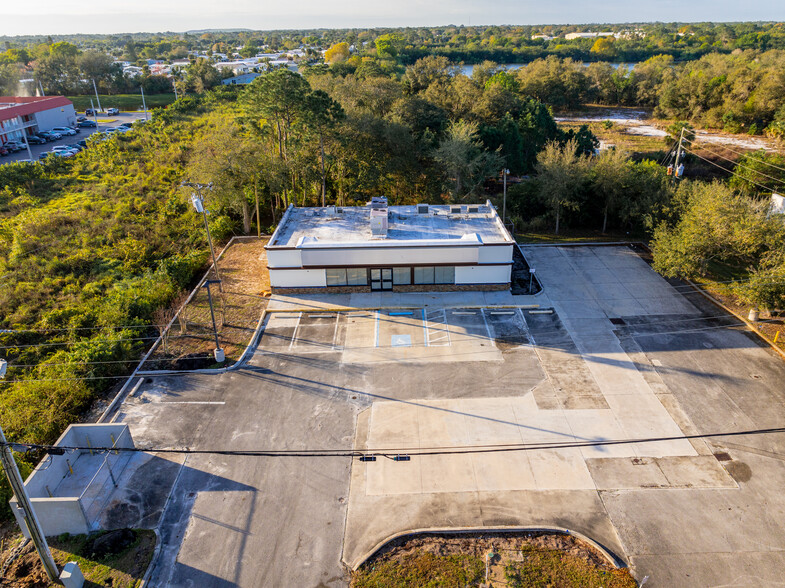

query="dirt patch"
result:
[510,246,540,296]
[352,531,636,588]
[0,528,155,587]
[148,237,270,368]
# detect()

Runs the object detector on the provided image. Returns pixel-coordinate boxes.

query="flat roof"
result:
[269,203,513,248]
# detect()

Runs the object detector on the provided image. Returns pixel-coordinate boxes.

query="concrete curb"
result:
[684,279,785,362]
[138,527,161,588]
[348,525,628,571]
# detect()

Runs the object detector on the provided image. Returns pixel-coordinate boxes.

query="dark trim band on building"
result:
[268,262,514,271]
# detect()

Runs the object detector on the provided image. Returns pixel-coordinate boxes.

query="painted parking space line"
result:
[288,311,303,350]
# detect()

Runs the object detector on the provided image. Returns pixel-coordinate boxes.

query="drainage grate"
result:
[609,318,626,325]
[714,452,732,462]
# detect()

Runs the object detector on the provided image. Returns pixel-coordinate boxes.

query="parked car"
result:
[78,120,97,128]
[38,130,61,141]
[27,135,46,145]
[118,122,133,128]
[52,126,77,136]
[67,144,83,152]
[85,108,96,116]
[77,140,88,148]
[106,107,120,115]
[0,145,9,156]
[104,127,120,134]
[77,116,87,122]
[3,141,25,152]
[32,132,50,142]
[38,151,54,160]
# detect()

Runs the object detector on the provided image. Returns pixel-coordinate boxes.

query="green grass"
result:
[66,93,176,112]
[352,551,485,588]
[47,529,156,588]
[503,544,637,588]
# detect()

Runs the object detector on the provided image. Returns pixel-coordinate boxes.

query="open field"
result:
[66,93,177,112]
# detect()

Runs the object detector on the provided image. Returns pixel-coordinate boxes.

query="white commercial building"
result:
[0,96,76,145]
[266,198,514,293]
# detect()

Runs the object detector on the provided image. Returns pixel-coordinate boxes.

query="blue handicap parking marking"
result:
[391,334,412,348]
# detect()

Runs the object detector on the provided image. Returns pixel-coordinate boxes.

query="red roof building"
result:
[0,96,77,146]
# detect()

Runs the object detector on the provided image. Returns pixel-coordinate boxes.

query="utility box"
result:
[60,562,85,588]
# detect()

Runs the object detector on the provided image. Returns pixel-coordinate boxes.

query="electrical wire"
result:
[681,146,781,194]
[693,144,785,187]
[5,425,785,458]
[695,142,785,173]
[0,335,159,350]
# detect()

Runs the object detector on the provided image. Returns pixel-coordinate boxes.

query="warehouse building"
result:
[266,198,514,293]
[0,96,76,144]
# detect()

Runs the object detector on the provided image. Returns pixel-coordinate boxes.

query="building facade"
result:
[266,199,514,293]
[0,96,76,145]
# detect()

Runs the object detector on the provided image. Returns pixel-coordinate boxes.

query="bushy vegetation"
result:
[352,551,485,588]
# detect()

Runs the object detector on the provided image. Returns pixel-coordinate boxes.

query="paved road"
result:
[1,111,149,164]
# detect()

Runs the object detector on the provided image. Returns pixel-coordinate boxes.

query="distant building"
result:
[0,96,76,144]
[221,73,261,85]
[266,199,514,293]
[565,32,614,40]
[532,34,554,40]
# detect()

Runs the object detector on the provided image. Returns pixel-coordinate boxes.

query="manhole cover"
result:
[714,452,732,462]
[609,318,626,325]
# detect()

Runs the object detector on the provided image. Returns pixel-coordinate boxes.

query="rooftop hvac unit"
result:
[370,196,388,209]
[450,206,461,214]
[417,204,429,214]
[370,208,388,237]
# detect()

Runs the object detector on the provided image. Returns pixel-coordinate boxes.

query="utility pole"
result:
[17,116,33,162]
[673,127,685,185]
[203,281,225,363]
[90,99,98,124]
[0,360,60,583]
[92,79,103,113]
[140,86,149,121]
[173,77,178,101]
[183,182,222,291]
[502,168,509,226]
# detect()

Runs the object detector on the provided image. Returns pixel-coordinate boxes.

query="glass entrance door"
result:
[370,268,393,291]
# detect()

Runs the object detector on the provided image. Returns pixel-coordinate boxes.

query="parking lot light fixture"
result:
[182,181,222,291]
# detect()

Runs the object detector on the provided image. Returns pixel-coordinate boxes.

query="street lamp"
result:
[182,182,222,291]
[203,280,225,363]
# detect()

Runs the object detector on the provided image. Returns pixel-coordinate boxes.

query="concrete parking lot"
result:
[107,244,785,587]
[1,111,148,164]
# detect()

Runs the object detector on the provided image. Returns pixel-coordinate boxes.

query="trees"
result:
[592,147,630,233]
[184,58,221,93]
[433,120,503,201]
[304,90,345,206]
[324,42,350,64]
[535,139,592,234]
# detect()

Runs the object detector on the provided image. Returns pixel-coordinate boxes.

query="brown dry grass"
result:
[148,237,270,368]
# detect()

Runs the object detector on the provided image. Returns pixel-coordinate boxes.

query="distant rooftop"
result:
[269,202,513,248]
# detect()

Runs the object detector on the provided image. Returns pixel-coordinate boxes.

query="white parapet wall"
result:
[10,423,134,538]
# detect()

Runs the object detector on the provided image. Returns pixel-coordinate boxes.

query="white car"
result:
[52,126,77,136]
[51,146,79,156]
[106,107,119,115]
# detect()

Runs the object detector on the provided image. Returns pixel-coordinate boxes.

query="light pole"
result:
[182,182,222,291]
[140,85,149,121]
[502,168,509,226]
[0,360,61,583]
[203,281,225,363]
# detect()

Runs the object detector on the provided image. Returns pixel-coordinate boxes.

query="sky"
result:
[2,0,784,36]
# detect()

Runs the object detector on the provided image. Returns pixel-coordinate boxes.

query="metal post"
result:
[90,99,98,124]
[173,78,178,100]
[204,280,221,350]
[17,117,33,162]
[502,169,509,225]
[140,86,149,121]
[0,427,60,582]
[92,79,102,113]
[529,268,535,294]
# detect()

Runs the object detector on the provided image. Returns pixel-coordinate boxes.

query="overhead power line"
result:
[6,426,785,459]
[694,145,785,187]
[682,146,781,194]
[695,142,785,174]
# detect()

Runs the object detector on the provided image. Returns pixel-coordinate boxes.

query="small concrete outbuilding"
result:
[10,424,134,537]
[266,198,515,293]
